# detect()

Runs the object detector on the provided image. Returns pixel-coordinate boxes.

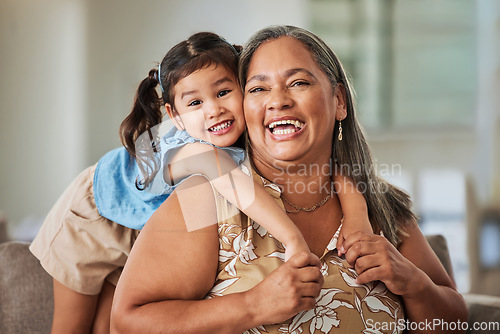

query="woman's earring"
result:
[338,120,343,141]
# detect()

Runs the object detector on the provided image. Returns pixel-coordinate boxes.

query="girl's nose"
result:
[204,100,224,118]
[266,88,293,111]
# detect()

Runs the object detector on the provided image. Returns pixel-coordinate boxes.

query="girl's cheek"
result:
[232,101,245,117]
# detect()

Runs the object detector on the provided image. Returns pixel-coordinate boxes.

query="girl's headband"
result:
[157,62,165,93]
[221,38,239,56]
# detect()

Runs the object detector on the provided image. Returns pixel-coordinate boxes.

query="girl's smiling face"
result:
[166,64,245,148]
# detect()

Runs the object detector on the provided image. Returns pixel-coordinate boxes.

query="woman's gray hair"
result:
[240,25,345,93]
[240,25,417,246]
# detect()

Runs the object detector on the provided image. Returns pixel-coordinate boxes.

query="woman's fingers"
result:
[343,235,421,296]
[342,231,380,253]
[344,238,379,266]
[288,251,322,270]
[288,252,324,286]
[353,253,381,276]
[355,258,413,296]
[248,251,324,325]
[355,266,382,285]
[297,265,323,284]
[298,282,323,298]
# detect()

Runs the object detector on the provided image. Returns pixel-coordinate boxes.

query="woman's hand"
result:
[342,231,426,298]
[245,252,324,325]
[341,223,467,333]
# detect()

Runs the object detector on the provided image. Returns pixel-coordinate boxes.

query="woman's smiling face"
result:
[243,36,346,166]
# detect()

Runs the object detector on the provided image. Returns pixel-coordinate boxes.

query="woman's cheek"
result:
[243,98,261,123]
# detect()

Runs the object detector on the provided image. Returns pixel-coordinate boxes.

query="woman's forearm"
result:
[111,251,325,334]
[402,268,468,334]
[112,292,258,334]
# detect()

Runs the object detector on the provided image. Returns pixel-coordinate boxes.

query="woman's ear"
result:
[334,84,347,121]
[165,103,185,131]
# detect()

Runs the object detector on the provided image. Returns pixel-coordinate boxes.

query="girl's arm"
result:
[166,143,309,260]
[333,173,373,255]
[110,175,323,334]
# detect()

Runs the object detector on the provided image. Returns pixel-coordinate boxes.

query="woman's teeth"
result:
[273,128,296,135]
[209,120,233,132]
[268,119,304,134]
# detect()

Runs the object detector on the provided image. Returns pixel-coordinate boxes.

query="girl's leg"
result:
[51,279,99,334]
[92,280,116,334]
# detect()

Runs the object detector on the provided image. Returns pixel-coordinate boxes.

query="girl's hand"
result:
[333,173,373,256]
[284,236,311,262]
[336,217,373,256]
[245,252,324,325]
[342,231,426,298]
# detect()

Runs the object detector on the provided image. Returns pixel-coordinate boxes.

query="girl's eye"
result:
[188,100,202,107]
[217,89,231,98]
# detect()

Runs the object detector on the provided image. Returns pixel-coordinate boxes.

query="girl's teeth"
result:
[210,121,232,132]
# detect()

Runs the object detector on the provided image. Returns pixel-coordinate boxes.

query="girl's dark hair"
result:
[119,32,241,189]
[239,25,417,246]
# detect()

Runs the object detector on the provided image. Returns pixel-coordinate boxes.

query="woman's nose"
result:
[266,88,293,111]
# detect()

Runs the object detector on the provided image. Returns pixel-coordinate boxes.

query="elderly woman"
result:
[111,26,467,333]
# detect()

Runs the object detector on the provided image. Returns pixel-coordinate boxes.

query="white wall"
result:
[0,0,87,238]
[475,0,500,204]
[0,0,308,238]
[468,0,500,295]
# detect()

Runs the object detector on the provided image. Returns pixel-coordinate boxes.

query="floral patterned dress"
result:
[207,172,405,334]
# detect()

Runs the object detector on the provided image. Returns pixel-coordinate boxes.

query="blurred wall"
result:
[369,0,500,295]
[0,0,308,238]
[0,0,87,237]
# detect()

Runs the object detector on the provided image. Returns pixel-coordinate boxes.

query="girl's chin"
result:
[208,134,239,147]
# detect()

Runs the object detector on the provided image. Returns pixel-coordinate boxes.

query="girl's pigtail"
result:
[119,69,163,160]
[232,44,243,54]
[119,69,163,190]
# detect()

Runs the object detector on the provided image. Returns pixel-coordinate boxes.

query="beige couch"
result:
[0,241,53,333]
[1,219,499,333]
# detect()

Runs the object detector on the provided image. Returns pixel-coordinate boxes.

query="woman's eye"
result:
[248,87,265,94]
[217,90,231,98]
[188,100,202,107]
[291,81,309,87]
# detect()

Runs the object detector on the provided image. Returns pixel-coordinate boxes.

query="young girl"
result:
[30,32,371,333]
